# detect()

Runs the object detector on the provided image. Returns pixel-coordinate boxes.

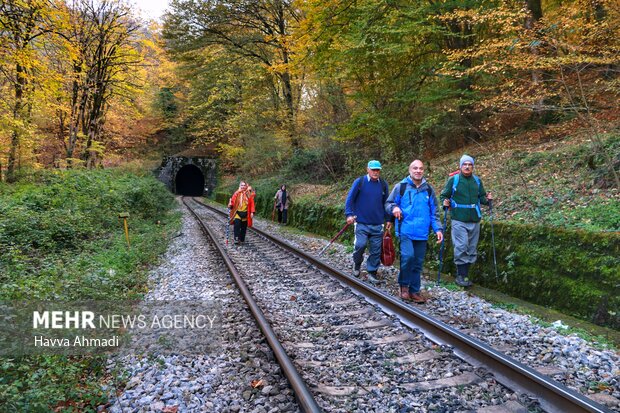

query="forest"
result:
[0,0,617,187]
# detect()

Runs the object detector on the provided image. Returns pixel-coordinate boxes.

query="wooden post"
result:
[119,212,130,249]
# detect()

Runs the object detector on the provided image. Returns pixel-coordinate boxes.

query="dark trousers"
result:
[277,208,288,224]
[353,223,383,272]
[234,219,248,241]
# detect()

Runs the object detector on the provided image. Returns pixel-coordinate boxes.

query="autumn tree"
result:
[298,1,473,159]
[0,0,56,181]
[163,0,303,149]
[70,0,141,167]
[442,0,620,187]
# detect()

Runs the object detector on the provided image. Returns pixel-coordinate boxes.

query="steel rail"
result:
[193,198,611,413]
[182,198,322,413]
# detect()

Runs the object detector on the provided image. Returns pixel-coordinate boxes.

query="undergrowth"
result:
[0,169,179,411]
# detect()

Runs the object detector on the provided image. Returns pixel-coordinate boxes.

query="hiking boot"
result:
[399,286,411,301]
[455,276,473,287]
[410,292,427,304]
[233,238,240,245]
[352,264,361,278]
[367,271,379,284]
[368,270,384,283]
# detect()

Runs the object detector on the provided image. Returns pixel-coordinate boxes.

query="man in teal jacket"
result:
[385,160,443,303]
[440,155,493,287]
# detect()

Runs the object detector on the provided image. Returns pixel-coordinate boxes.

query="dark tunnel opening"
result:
[175,165,205,196]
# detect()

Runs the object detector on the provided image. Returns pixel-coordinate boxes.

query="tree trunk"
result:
[7,63,25,183]
[525,0,544,117]
[84,93,106,168]
[526,0,543,21]
[444,16,477,144]
[66,62,88,168]
[275,1,298,148]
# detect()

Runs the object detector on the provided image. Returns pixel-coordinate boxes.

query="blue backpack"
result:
[356,176,389,202]
[450,173,482,218]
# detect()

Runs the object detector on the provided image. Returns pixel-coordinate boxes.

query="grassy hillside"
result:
[0,169,179,411]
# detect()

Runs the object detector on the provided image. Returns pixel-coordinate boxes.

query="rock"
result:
[125,377,141,390]
[137,396,153,405]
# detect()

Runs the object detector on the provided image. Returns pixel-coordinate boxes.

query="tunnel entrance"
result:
[175,164,205,196]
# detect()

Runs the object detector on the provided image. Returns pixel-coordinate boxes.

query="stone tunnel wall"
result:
[156,156,217,197]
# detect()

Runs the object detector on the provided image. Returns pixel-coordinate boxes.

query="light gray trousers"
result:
[451,220,480,265]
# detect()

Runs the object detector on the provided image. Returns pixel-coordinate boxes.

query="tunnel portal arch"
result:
[175,164,205,196]
[156,150,217,197]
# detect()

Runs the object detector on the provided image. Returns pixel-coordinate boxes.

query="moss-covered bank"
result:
[215,190,619,330]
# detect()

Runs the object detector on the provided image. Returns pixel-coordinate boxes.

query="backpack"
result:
[394,182,433,231]
[450,173,482,218]
[399,181,432,201]
[357,175,389,201]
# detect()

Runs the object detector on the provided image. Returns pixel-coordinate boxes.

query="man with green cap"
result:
[440,155,493,287]
[345,160,392,283]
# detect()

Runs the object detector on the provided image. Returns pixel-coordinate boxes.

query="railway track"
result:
[183,196,611,413]
[109,203,300,412]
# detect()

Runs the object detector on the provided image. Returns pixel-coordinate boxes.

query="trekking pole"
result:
[488,199,499,280]
[318,220,353,256]
[225,208,231,245]
[436,206,449,286]
[272,200,276,222]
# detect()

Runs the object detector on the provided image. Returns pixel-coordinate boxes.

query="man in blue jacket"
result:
[345,160,392,283]
[385,160,443,303]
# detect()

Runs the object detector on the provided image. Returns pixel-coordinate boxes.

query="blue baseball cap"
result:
[367,160,382,170]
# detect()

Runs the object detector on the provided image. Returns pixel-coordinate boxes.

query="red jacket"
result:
[228,189,256,226]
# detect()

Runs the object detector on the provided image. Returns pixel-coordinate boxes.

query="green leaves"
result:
[0,169,180,410]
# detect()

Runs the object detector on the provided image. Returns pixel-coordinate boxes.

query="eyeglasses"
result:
[462,163,473,167]
[370,169,381,172]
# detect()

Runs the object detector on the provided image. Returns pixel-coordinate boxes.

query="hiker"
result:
[345,160,392,283]
[440,154,493,287]
[274,184,291,225]
[385,160,443,303]
[228,180,255,245]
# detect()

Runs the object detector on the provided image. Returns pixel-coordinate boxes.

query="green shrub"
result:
[284,148,322,179]
[0,169,180,410]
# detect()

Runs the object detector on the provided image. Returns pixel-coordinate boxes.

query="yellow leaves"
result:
[219,143,246,159]
[437,5,527,28]
[266,62,290,75]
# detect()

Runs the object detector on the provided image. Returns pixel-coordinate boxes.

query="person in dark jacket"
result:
[274,184,291,224]
[439,155,493,287]
[345,160,392,283]
[385,160,443,303]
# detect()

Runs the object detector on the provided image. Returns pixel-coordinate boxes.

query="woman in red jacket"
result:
[228,181,255,244]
